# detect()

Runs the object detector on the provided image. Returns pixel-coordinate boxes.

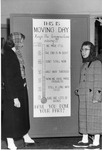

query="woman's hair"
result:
[5,32,25,48]
[81,41,95,51]
[20,33,25,40]
[5,34,14,48]
[81,41,96,63]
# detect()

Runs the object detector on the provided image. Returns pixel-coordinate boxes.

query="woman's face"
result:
[81,45,90,58]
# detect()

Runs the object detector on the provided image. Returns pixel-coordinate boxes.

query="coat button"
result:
[89,89,92,92]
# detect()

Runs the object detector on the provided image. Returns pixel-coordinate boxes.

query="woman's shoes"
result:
[73,141,89,148]
[8,146,17,150]
[23,133,35,147]
[24,139,35,147]
[84,144,100,150]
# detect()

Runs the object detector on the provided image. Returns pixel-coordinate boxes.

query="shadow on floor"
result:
[1,136,102,149]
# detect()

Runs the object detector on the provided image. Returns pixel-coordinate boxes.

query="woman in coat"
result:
[73,41,102,149]
[2,32,34,150]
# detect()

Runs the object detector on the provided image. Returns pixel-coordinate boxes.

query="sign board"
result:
[33,19,71,117]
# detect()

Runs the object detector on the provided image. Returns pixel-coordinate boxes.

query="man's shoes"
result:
[84,144,100,150]
[73,141,89,148]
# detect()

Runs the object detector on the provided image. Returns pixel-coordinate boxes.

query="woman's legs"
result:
[7,138,17,150]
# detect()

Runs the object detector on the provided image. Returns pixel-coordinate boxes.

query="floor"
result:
[1,136,102,149]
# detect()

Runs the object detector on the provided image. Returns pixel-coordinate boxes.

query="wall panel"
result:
[10,14,90,137]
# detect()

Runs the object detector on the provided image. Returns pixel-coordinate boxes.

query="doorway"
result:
[95,17,102,54]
